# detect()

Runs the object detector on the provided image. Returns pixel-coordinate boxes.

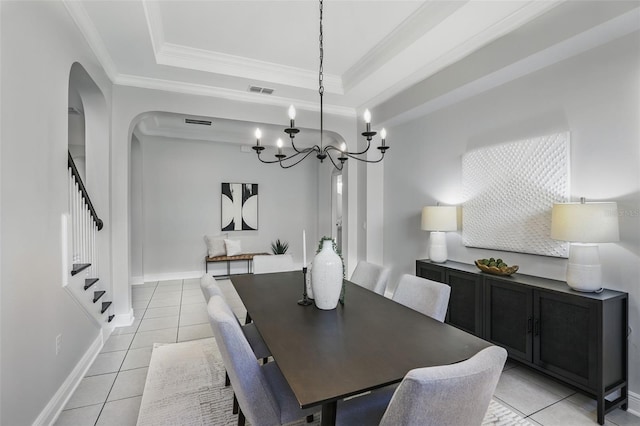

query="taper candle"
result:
[302,230,307,266]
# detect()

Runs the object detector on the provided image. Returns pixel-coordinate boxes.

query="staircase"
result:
[67,152,114,325]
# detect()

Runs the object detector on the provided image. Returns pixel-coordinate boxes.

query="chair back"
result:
[200,273,223,302]
[207,296,281,426]
[392,274,451,322]
[350,261,391,295]
[253,254,295,274]
[380,346,507,426]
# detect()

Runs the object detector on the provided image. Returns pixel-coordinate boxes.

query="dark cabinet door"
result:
[446,271,483,336]
[416,262,445,282]
[484,278,533,362]
[534,290,597,388]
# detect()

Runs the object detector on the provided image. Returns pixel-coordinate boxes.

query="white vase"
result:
[311,240,343,310]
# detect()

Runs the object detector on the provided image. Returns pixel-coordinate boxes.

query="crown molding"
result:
[343,0,466,93]
[115,74,356,118]
[345,0,564,105]
[155,42,343,95]
[142,0,343,95]
[142,0,165,56]
[62,0,118,82]
[381,7,640,129]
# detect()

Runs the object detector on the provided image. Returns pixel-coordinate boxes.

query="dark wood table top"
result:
[232,271,492,409]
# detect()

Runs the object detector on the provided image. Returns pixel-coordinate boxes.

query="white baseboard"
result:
[34,332,103,426]
[628,391,640,417]
[111,308,135,327]
[130,275,144,285]
[142,270,203,283]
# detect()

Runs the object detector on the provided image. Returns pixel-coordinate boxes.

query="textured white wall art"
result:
[462,132,570,257]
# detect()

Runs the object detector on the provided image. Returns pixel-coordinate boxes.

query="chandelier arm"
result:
[290,136,314,154]
[278,149,318,169]
[344,151,386,163]
[344,139,373,156]
[325,150,344,171]
[256,148,313,164]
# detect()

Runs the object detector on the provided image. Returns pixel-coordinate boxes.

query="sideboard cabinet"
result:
[416,260,628,425]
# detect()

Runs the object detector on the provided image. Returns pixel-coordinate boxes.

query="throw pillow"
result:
[224,239,242,256]
[204,235,226,257]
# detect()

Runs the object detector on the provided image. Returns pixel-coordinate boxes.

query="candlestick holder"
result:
[297,267,312,306]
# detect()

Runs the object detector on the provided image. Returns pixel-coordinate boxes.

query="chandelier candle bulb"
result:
[255,128,262,146]
[381,128,387,146]
[277,138,283,156]
[288,105,296,127]
[364,109,371,132]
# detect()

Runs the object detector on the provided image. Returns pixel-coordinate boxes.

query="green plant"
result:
[271,239,289,255]
[316,236,346,305]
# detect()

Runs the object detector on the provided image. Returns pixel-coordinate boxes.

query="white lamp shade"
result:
[421,206,457,231]
[551,202,619,243]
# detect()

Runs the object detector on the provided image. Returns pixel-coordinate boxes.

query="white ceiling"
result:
[64,1,639,143]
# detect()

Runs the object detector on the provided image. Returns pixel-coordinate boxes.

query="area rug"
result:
[137,338,533,426]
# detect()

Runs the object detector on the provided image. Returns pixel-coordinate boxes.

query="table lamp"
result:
[421,206,457,263]
[550,198,619,292]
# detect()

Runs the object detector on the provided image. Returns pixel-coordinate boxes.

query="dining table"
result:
[231,271,492,426]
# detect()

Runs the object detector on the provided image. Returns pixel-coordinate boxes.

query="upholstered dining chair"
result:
[392,274,451,322]
[349,260,391,295]
[336,345,508,426]
[200,274,270,378]
[208,295,317,426]
[252,254,296,274]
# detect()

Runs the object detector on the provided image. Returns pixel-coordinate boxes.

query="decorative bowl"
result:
[474,260,519,276]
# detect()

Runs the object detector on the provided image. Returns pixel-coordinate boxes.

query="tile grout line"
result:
[522,391,578,423]
[93,282,157,426]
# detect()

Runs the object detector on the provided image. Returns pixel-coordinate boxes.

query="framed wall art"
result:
[221,183,258,231]
[462,132,570,257]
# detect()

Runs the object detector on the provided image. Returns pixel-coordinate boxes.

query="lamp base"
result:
[566,243,603,293]
[429,231,448,263]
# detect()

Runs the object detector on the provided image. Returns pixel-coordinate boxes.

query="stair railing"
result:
[68,152,103,278]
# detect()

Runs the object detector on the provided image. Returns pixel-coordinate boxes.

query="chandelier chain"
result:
[319,0,324,96]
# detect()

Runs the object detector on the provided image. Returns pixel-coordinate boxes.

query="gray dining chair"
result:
[200,274,270,376]
[208,295,317,426]
[336,346,508,426]
[350,260,391,295]
[392,274,451,322]
[252,254,296,274]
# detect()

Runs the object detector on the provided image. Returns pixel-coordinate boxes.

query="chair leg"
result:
[306,414,314,423]
[238,408,245,426]
[244,313,252,324]
[225,371,230,386]
[233,393,238,414]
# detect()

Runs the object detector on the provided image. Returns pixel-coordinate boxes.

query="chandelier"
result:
[252,0,388,170]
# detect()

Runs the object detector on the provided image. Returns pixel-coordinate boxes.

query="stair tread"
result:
[93,290,106,303]
[71,263,91,276]
[101,301,112,314]
[84,278,99,290]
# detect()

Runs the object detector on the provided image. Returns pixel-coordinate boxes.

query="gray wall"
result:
[132,135,319,279]
[0,2,112,424]
[382,33,640,394]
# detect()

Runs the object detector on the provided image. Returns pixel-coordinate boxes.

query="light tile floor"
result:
[55,278,639,426]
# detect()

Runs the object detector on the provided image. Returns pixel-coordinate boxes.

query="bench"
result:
[205,253,270,278]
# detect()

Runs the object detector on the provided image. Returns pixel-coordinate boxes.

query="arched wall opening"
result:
[68,62,112,298]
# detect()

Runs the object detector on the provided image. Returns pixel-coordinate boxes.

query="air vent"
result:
[248,85,274,95]
[185,119,212,126]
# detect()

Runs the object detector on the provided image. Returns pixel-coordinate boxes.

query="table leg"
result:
[321,401,337,426]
